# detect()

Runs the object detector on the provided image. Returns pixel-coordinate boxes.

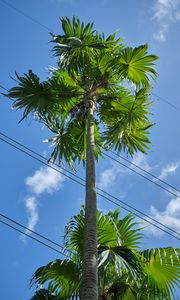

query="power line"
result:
[0,131,84,183]
[0,218,67,256]
[152,92,180,113]
[0,131,180,239]
[1,219,177,268]
[0,0,54,33]
[108,150,180,194]
[0,121,179,202]
[0,0,179,239]
[1,83,180,196]
[0,134,180,240]
[96,194,180,241]
[1,83,180,237]
[0,136,85,188]
[0,212,65,250]
[103,152,180,199]
[0,2,179,241]
[1,133,180,239]
[1,130,179,237]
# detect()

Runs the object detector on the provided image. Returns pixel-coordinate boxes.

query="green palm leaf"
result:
[51,17,107,73]
[30,289,58,300]
[31,259,80,299]
[139,247,180,299]
[118,44,158,87]
[98,86,153,156]
[6,69,83,122]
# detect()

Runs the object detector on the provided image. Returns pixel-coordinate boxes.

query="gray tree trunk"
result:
[80,104,98,300]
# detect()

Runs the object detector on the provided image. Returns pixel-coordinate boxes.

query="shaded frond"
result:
[47,119,103,168]
[31,259,80,299]
[30,289,58,300]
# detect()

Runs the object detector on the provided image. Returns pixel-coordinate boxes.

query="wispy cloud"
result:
[98,166,117,190]
[145,196,180,237]
[24,196,38,232]
[21,166,65,240]
[152,0,180,42]
[131,152,151,173]
[156,162,179,180]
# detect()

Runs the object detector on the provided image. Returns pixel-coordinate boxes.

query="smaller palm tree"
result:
[30,208,180,300]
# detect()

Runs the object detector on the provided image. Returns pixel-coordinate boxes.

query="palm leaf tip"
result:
[5,70,52,121]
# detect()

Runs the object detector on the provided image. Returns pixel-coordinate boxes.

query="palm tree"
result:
[5,17,158,299]
[30,208,180,299]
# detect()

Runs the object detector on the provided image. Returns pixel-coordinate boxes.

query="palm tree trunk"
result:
[80,103,98,300]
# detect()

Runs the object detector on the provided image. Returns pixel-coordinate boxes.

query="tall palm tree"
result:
[30,208,180,300]
[5,17,158,299]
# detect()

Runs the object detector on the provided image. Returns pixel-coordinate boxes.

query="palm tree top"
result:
[4,16,158,169]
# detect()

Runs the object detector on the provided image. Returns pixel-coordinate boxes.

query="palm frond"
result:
[139,247,180,299]
[51,17,108,73]
[5,69,83,122]
[47,119,103,168]
[100,87,153,156]
[31,259,80,299]
[118,44,158,87]
[7,70,53,121]
[30,289,58,300]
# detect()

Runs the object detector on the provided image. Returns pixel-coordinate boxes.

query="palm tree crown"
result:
[7,17,158,168]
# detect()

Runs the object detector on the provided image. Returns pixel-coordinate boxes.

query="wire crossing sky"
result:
[0,133,180,241]
[0,1,180,299]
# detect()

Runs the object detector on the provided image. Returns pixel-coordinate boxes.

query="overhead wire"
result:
[0,131,84,183]
[1,83,180,196]
[0,211,65,250]
[0,4,179,241]
[0,218,67,256]
[0,0,54,33]
[152,92,180,113]
[1,83,180,198]
[1,129,180,238]
[108,150,180,194]
[103,152,180,198]
[0,133,180,241]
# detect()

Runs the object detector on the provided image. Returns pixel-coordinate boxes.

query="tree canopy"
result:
[6,17,158,169]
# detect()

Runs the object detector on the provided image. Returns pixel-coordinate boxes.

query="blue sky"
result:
[0,0,180,298]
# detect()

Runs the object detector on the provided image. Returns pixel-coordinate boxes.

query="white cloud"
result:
[98,166,117,190]
[153,30,166,42]
[22,166,65,238]
[25,166,65,195]
[152,0,180,42]
[155,162,179,180]
[25,196,38,232]
[145,196,180,237]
